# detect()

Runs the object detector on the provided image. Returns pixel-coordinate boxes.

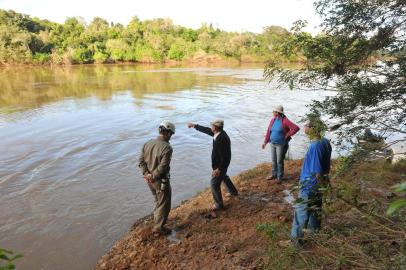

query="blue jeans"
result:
[291,190,322,241]
[211,170,238,209]
[270,143,288,179]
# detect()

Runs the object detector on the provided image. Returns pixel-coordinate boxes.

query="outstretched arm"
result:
[187,122,214,137]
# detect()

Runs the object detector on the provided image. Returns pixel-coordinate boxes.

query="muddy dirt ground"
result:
[95,160,303,270]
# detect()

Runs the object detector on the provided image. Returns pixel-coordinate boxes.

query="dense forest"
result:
[0,9,299,65]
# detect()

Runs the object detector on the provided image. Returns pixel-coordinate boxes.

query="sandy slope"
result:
[95,160,303,270]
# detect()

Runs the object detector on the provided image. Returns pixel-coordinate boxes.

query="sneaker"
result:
[278,239,293,248]
[266,175,276,181]
[278,239,301,248]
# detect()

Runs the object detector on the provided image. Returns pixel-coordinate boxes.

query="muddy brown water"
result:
[0,64,333,269]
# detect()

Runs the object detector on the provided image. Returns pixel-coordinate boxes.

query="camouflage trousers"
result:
[148,179,171,231]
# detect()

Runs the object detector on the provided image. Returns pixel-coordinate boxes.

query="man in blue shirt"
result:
[282,118,332,247]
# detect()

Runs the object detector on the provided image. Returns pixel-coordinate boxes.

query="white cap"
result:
[273,105,284,114]
[160,120,176,134]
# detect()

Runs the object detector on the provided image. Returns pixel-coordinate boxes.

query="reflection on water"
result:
[0,64,333,270]
[0,65,244,113]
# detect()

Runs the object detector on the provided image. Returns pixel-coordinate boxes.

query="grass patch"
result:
[260,158,406,269]
[238,165,269,182]
[257,222,307,269]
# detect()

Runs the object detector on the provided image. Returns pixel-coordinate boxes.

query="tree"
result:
[0,9,296,65]
[168,38,187,60]
[87,17,109,42]
[262,25,289,46]
[105,39,129,61]
[265,0,406,150]
[0,24,32,63]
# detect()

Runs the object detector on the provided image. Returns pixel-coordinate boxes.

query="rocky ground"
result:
[95,160,303,270]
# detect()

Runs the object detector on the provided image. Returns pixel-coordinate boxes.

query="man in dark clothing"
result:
[139,121,175,235]
[188,119,238,210]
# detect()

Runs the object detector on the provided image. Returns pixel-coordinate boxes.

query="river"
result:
[0,64,333,269]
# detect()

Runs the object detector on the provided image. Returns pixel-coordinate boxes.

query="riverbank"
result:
[95,160,299,270]
[95,158,406,269]
[0,57,272,68]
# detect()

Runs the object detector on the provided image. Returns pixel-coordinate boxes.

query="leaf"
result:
[11,254,23,261]
[0,254,10,260]
[392,182,406,193]
[0,249,12,254]
[386,199,406,215]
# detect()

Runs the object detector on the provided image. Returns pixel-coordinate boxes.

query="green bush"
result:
[133,44,154,62]
[71,47,92,64]
[33,52,51,64]
[93,50,109,63]
[106,39,130,61]
[168,42,186,60]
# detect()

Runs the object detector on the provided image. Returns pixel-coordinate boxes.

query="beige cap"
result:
[273,105,284,114]
[210,119,224,128]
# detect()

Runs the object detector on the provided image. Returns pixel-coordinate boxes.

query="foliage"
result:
[305,110,328,137]
[70,47,92,64]
[32,52,51,63]
[260,160,406,269]
[0,9,296,65]
[168,43,185,60]
[0,248,22,270]
[264,0,406,149]
[387,181,406,215]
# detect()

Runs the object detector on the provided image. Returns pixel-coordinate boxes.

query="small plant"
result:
[239,166,268,182]
[0,248,23,270]
[257,222,305,269]
[387,182,406,215]
[256,222,279,240]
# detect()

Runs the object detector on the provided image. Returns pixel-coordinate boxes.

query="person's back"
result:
[141,138,172,180]
[300,138,332,195]
[212,130,231,171]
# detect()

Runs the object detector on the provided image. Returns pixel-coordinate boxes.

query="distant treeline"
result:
[0,9,302,65]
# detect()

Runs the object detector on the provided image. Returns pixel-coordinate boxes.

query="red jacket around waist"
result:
[264,116,300,144]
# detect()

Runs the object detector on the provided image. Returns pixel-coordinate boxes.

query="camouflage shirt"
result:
[138,137,173,180]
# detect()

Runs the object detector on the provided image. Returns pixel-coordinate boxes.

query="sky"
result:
[0,0,321,34]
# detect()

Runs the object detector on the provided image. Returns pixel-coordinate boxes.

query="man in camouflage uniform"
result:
[139,121,175,235]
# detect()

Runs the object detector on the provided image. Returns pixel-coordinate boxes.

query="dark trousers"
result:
[270,142,289,179]
[211,170,238,209]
